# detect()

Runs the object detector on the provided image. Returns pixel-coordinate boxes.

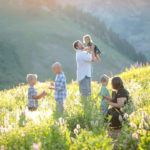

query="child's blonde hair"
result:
[26,74,38,82]
[100,74,109,83]
[83,34,93,43]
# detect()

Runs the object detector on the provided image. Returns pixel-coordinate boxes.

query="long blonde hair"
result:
[83,34,93,43]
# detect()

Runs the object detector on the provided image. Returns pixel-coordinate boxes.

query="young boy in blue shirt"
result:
[49,62,67,114]
[99,74,110,116]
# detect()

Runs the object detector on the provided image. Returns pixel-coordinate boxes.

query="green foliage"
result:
[0,62,149,149]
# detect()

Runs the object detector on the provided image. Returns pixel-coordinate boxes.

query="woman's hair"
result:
[83,34,92,43]
[111,77,123,90]
[26,74,37,82]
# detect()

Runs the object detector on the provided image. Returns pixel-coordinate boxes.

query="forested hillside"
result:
[58,0,150,59]
[0,1,146,90]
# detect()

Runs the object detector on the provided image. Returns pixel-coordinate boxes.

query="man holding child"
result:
[73,40,95,97]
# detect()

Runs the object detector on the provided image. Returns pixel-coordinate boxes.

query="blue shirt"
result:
[28,86,38,108]
[99,86,110,107]
[54,73,67,100]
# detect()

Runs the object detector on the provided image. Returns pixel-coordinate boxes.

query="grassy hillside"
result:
[0,4,135,90]
[0,65,150,149]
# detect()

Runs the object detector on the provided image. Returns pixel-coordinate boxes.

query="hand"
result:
[104,99,110,104]
[42,91,47,96]
[50,82,55,86]
[102,94,107,98]
[48,82,55,89]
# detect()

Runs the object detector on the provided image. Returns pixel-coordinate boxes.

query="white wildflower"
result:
[119,115,123,121]
[76,124,80,130]
[144,122,149,129]
[33,143,39,150]
[22,132,25,137]
[95,121,99,126]
[132,133,139,139]
[120,107,124,112]
[58,117,64,125]
[74,128,78,135]
[130,122,137,129]
[124,113,129,119]
[1,145,4,150]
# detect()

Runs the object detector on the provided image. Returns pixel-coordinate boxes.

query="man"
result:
[73,40,95,97]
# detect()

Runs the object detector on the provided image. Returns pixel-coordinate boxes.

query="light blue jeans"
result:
[79,77,91,96]
[55,99,65,113]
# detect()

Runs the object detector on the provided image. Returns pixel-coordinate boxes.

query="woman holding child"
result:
[103,77,129,128]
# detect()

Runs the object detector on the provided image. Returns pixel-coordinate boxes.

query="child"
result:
[99,74,110,116]
[83,34,101,63]
[49,62,67,113]
[26,74,47,111]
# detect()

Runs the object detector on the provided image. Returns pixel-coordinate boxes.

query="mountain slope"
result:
[0,4,134,90]
[58,0,150,59]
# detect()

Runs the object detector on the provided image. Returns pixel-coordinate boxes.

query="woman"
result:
[103,77,129,128]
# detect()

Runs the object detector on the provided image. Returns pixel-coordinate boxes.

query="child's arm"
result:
[102,95,112,101]
[32,91,47,100]
[84,47,90,50]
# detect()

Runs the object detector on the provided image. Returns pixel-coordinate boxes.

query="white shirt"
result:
[76,50,92,81]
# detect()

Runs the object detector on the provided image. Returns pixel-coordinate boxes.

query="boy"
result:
[99,74,110,116]
[27,74,47,111]
[49,62,67,113]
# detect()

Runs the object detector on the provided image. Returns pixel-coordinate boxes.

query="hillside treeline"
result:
[63,6,147,63]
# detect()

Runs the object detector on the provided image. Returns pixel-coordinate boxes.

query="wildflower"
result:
[142,129,147,135]
[58,117,64,125]
[120,107,124,112]
[70,137,75,142]
[119,115,123,121]
[123,139,127,144]
[11,123,15,128]
[124,113,129,119]
[76,124,80,130]
[22,132,25,137]
[74,128,78,135]
[90,121,95,126]
[139,120,144,129]
[130,122,137,129]
[22,121,25,126]
[1,145,4,150]
[126,134,130,139]
[132,133,139,140]
[33,143,39,150]
[95,121,98,126]
[144,122,149,129]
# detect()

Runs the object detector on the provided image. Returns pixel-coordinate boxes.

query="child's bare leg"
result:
[95,54,101,63]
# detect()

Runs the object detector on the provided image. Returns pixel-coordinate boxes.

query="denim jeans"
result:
[79,77,91,97]
[101,106,108,116]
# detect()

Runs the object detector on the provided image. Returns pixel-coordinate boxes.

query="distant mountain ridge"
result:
[57,0,150,59]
